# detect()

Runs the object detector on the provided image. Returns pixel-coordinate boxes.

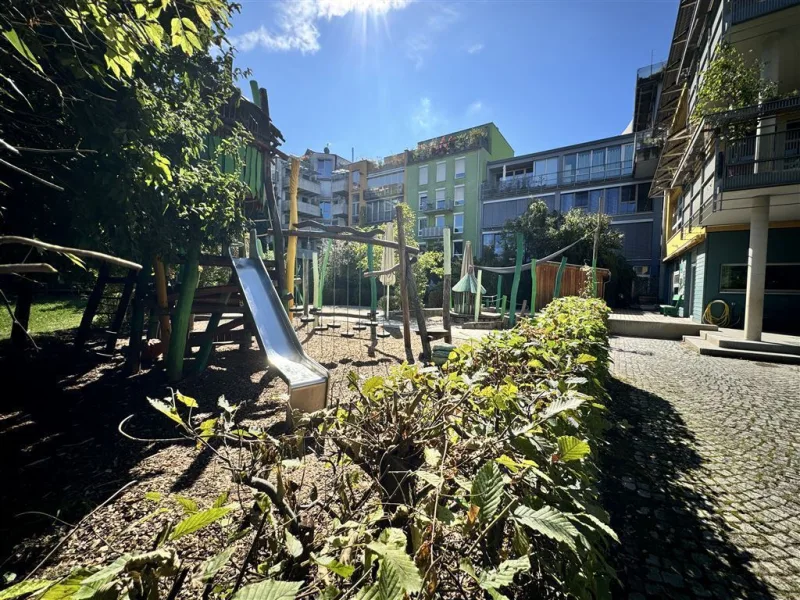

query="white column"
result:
[744,196,769,341]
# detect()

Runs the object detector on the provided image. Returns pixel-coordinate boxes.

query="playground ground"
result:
[0,317,434,578]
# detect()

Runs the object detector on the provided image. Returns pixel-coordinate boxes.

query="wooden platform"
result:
[609,310,717,340]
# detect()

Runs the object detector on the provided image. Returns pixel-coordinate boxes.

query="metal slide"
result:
[230,250,328,413]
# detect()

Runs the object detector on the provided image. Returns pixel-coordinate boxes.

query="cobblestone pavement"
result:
[602,336,800,599]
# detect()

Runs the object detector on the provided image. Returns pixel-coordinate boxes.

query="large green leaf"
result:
[174,495,198,514]
[470,461,504,521]
[312,555,354,578]
[376,559,403,600]
[0,580,54,599]
[540,396,586,421]
[40,569,96,599]
[231,580,303,600]
[148,397,183,426]
[169,507,232,540]
[366,542,422,596]
[512,505,579,552]
[197,547,235,583]
[556,436,590,462]
[285,530,303,558]
[574,513,619,543]
[481,555,530,590]
[2,30,43,72]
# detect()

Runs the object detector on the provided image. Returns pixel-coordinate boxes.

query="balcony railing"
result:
[704,95,800,127]
[720,130,800,191]
[364,183,404,201]
[281,199,321,217]
[331,202,348,216]
[418,227,444,238]
[332,178,348,194]
[408,125,491,164]
[730,0,800,24]
[420,200,454,212]
[635,128,662,151]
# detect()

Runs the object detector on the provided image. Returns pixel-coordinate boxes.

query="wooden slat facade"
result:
[530,261,609,311]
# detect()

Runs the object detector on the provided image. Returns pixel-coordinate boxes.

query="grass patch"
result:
[0,297,87,340]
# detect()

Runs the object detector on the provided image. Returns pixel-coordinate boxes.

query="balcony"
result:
[418,227,444,238]
[730,0,800,24]
[283,170,321,195]
[420,200,454,212]
[331,202,348,216]
[332,177,348,195]
[635,128,662,152]
[705,96,800,128]
[408,125,491,164]
[364,183,404,201]
[282,199,322,217]
[720,131,800,191]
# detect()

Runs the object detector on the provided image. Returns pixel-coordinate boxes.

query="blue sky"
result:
[229,0,676,160]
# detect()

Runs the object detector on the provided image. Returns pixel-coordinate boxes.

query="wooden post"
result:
[530,259,537,315]
[75,263,109,349]
[508,232,524,328]
[367,244,378,356]
[126,263,152,375]
[105,269,136,352]
[474,269,483,322]
[442,227,452,344]
[592,193,604,297]
[302,257,310,318]
[495,275,503,310]
[395,205,414,363]
[554,256,568,298]
[153,258,172,350]
[500,296,507,324]
[287,158,300,309]
[11,279,33,350]
[166,243,200,382]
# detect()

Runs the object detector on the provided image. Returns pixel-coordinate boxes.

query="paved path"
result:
[603,336,800,599]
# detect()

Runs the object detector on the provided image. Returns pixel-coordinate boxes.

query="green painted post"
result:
[500,295,507,324]
[495,275,503,310]
[591,257,598,297]
[530,258,537,315]
[318,239,331,308]
[554,256,568,298]
[474,269,483,322]
[508,232,524,327]
[367,244,378,314]
[312,252,320,308]
[167,243,200,382]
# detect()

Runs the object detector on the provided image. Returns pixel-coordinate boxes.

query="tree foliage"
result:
[1,0,251,266]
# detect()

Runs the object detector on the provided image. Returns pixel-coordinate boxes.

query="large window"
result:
[317,159,333,177]
[576,151,591,182]
[455,157,466,179]
[454,185,465,206]
[367,170,403,188]
[563,154,577,184]
[533,157,559,186]
[453,212,464,234]
[418,217,427,235]
[419,192,428,210]
[436,161,446,182]
[482,232,505,257]
[435,188,446,209]
[561,184,648,215]
[563,142,635,183]
[352,170,361,186]
[721,263,800,293]
[435,214,445,228]
[453,240,464,256]
[419,165,428,185]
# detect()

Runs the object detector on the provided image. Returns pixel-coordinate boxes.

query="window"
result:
[436,161,446,182]
[435,214,445,228]
[419,165,428,185]
[454,185,465,206]
[575,191,589,208]
[606,145,621,177]
[435,188,446,209]
[453,240,464,256]
[563,154,577,184]
[455,157,466,179]
[720,263,800,293]
[317,159,332,177]
[560,193,574,211]
[622,143,634,174]
[589,189,603,212]
[482,232,504,257]
[577,151,591,182]
[453,212,464,234]
[419,192,428,210]
[351,193,359,206]
[352,171,361,186]
[418,217,427,235]
[633,265,651,278]
[367,171,403,188]
[604,187,620,214]
[533,157,559,187]
[637,183,653,212]
[591,149,606,180]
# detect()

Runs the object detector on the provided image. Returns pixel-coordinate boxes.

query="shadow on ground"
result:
[600,378,774,599]
[0,332,269,574]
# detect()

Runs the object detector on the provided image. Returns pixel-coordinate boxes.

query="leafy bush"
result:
[8,298,615,599]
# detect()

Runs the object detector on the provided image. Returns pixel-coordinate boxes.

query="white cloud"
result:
[411,97,446,135]
[466,100,483,115]
[231,0,412,54]
[404,3,460,69]
[466,43,484,54]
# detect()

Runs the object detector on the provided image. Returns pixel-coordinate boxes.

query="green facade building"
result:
[405,123,513,256]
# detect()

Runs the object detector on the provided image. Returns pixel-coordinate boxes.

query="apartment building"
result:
[405,123,514,254]
[478,65,665,296]
[652,0,800,336]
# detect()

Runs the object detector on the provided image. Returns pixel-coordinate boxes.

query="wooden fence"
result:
[530,261,609,311]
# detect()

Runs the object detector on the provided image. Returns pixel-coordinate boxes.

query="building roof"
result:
[486,133,635,168]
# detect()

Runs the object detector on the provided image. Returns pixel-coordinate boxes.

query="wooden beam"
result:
[395,205,414,364]
[363,264,399,278]
[0,236,141,270]
[0,263,57,274]
[442,227,452,344]
[283,229,420,254]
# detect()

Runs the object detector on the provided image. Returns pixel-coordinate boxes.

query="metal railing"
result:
[419,200,454,212]
[364,183,404,200]
[721,130,800,191]
[418,227,444,238]
[635,128,662,151]
[705,95,800,127]
[731,0,800,23]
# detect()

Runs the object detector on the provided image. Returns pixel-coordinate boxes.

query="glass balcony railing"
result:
[730,0,800,24]
[720,130,800,191]
[364,183,404,200]
[419,200,453,212]
[418,227,444,238]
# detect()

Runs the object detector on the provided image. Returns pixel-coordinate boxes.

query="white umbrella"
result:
[461,240,474,279]
[380,222,396,317]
